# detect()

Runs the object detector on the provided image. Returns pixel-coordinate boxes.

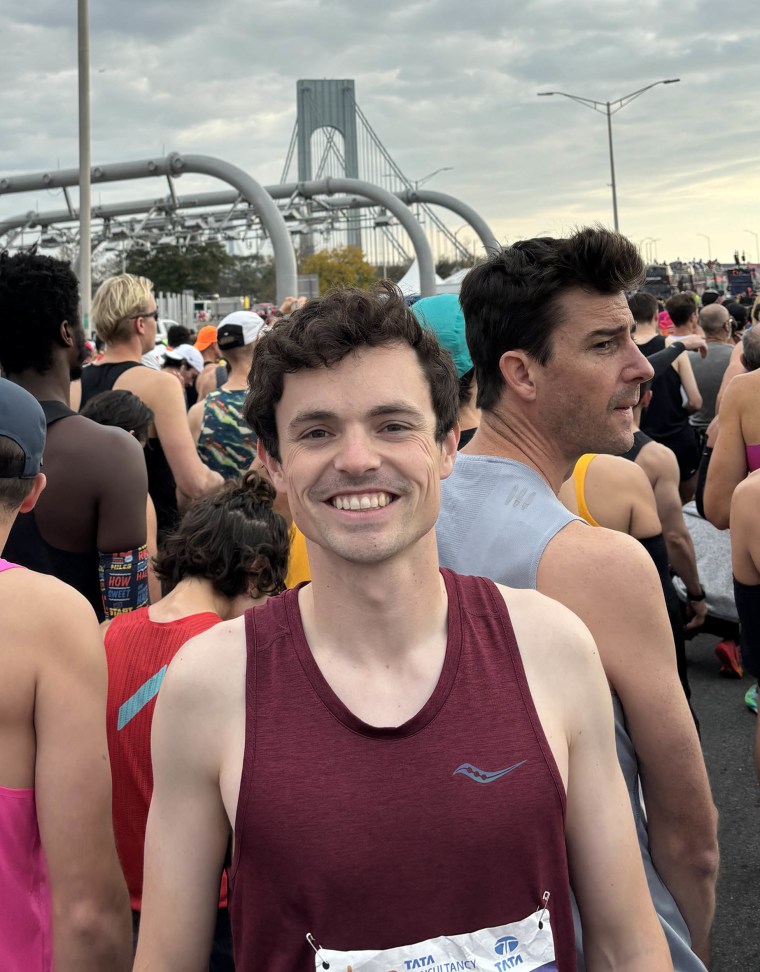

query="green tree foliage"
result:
[125,241,233,295]
[435,255,476,279]
[300,246,377,293]
[218,254,276,303]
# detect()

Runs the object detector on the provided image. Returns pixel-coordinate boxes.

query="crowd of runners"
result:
[0,226,758,971]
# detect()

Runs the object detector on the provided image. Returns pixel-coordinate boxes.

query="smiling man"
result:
[436,228,718,971]
[135,284,670,972]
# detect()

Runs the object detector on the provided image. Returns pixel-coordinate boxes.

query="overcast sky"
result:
[2,0,759,266]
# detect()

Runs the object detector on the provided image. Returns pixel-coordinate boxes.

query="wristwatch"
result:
[687,587,706,602]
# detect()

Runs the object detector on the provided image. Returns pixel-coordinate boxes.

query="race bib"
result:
[310,901,556,972]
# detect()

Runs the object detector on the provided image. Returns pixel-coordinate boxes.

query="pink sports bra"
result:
[747,444,760,472]
[0,558,52,971]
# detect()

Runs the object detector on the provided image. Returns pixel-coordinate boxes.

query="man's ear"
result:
[59,320,74,349]
[499,349,539,402]
[256,439,286,492]
[19,473,46,514]
[439,424,459,481]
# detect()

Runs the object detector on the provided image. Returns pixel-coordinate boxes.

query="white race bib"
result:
[311,905,557,972]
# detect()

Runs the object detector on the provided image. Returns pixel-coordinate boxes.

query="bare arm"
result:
[703,378,748,529]
[135,629,236,972]
[539,528,718,956]
[643,445,704,605]
[561,620,670,970]
[674,353,702,413]
[146,493,161,603]
[509,589,671,970]
[35,582,132,971]
[715,340,744,412]
[149,372,224,500]
[187,399,204,444]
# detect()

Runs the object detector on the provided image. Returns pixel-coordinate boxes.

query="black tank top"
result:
[3,401,103,619]
[637,336,689,438]
[80,362,178,539]
[621,429,653,463]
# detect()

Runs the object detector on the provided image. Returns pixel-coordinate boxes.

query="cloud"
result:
[1,0,759,264]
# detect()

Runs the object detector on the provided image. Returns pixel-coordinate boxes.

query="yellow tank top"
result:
[285,524,311,588]
[572,454,601,528]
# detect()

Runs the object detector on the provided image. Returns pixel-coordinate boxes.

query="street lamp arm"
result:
[609,78,680,115]
[537,91,606,113]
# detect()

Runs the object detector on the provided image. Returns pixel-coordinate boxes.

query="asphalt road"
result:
[686,631,759,971]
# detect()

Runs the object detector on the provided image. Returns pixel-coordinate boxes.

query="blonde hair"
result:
[91,274,154,343]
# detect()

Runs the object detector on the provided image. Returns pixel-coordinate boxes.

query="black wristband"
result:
[687,587,706,602]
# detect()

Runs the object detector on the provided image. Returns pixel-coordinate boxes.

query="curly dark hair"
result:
[243,281,459,462]
[153,471,289,597]
[460,226,645,411]
[0,249,80,375]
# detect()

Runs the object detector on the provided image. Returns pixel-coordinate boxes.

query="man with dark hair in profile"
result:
[633,290,703,502]
[437,227,718,971]
[0,378,132,972]
[135,283,670,972]
[0,250,149,620]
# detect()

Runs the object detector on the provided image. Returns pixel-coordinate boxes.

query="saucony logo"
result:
[452,760,527,784]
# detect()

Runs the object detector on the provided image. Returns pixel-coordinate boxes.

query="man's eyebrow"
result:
[287,409,336,431]
[587,324,631,340]
[367,402,426,421]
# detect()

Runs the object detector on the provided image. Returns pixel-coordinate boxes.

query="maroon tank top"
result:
[228,569,575,971]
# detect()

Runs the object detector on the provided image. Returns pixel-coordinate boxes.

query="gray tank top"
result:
[437,454,705,972]
[437,454,580,587]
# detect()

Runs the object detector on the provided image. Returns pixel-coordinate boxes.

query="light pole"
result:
[697,233,712,261]
[537,80,680,232]
[414,166,453,190]
[78,0,91,334]
[744,229,759,264]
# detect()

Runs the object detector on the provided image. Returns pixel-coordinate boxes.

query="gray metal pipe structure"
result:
[0,177,502,293]
[398,189,501,255]
[274,178,437,296]
[0,154,298,303]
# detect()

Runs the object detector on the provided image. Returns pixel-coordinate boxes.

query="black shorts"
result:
[659,425,701,481]
[735,578,760,679]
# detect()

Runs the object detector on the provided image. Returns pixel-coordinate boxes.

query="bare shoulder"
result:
[72,414,145,461]
[638,437,679,480]
[492,582,599,675]
[162,614,247,710]
[540,521,659,610]
[590,452,650,493]
[547,518,650,570]
[114,365,183,410]
[4,569,100,654]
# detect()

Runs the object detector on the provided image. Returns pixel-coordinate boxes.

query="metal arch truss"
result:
[0,154,500,299]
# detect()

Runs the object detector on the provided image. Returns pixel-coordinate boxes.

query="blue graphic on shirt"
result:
[452,760,527,783]
[117,666,168,730]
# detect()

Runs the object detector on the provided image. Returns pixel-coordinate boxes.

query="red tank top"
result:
[228,569,575,971]
[105,606,221,909]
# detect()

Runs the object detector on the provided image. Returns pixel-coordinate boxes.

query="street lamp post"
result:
[744,229,759,265]
[697,233,712,261]
[537,80,680,232]
[414,166,453,190]
[78,0,91,334]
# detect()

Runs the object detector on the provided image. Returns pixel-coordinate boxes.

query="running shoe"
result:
[714,639,744,678]
[745,684,758,715]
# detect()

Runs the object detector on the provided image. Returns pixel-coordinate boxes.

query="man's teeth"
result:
[332,492,393,510]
